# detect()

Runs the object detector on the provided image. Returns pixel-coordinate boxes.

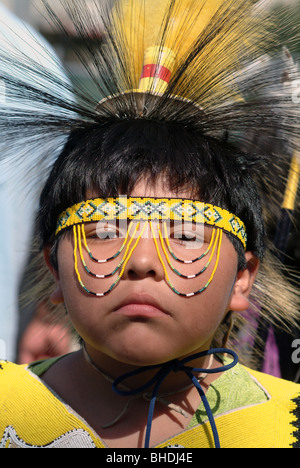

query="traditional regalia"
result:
[0,0,299,448]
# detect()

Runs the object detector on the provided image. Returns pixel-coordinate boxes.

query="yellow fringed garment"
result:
[1,360,300,448]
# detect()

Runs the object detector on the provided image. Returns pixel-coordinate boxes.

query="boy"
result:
[0,0,299,448]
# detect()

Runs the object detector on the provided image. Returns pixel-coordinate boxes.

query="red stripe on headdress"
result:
[140,64,172,83]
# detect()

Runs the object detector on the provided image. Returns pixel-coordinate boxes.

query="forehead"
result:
[86,174,194,201]
[129,177,192,199]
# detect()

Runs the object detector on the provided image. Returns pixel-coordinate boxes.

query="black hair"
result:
[38,118,265,270]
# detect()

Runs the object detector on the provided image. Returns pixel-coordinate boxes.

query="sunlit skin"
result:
[43,177,259,447]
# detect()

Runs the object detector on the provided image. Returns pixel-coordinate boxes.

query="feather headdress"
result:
[0,1,298,187]
[0,0,299,366]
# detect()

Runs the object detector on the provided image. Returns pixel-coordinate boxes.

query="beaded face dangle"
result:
[56,196,247,298]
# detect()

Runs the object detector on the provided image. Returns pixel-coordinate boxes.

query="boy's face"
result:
[46,178,258,367]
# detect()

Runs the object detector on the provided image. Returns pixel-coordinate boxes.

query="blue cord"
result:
[112,348,239,448]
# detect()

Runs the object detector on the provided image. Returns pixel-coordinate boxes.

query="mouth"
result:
[113,294,171,319]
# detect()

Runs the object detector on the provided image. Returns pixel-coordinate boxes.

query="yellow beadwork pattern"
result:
[56,197,247,249]
[0,360,299,448]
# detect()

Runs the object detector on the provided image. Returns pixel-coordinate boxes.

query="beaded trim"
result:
[73,221,223,298]
[56,197,247,250]
[73,222,148,297]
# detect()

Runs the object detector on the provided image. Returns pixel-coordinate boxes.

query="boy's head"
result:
[39,118,265,272]
[40,119,263,365]
[37,118,264,365]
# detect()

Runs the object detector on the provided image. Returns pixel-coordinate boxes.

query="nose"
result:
[122,222,166,282]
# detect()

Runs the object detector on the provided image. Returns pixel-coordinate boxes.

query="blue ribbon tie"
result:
[112,348,238,448]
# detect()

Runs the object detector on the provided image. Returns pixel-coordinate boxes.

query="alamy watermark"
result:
[291,79,300,104]
[291,339,300,364]
[94,196,205,250]
[0,340,6,361]
[0,79,6,105]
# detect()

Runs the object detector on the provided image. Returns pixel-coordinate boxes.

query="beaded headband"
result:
[56,196,247,250]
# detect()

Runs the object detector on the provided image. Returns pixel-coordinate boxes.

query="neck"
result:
[82,342,223,395]
[80,343,238,448]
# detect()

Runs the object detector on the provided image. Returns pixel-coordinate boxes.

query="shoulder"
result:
[0,361,36,443]
[0,357,61,385]
[0,356,69,405]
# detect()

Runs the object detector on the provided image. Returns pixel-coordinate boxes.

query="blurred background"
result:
[0,0,299,379]
[1,0,298,91]
[0,0,113,95]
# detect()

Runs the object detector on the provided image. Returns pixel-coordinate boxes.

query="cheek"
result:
[181,278,234,337]
[59,283,113,350]
[55,242,117,345]
[183,247,238,329]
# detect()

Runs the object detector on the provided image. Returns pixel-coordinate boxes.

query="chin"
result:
[114,351,171,367]
[110,343,179,367]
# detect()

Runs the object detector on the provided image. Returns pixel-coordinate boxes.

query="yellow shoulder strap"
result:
[157,368,300,448]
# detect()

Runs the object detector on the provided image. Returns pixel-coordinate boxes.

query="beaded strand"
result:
[80,222,134,264]
[73,222,147,297]
[163,222,216,264]
[158,224,219,279]
[78,222,138,279]
[150,222,223,298]
[73,220,223,298]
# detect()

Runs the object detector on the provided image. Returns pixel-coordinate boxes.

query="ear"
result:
[229,252,260,312]
[43,246,64,305]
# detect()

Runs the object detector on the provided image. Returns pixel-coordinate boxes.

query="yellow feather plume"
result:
[108,0,267,102]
